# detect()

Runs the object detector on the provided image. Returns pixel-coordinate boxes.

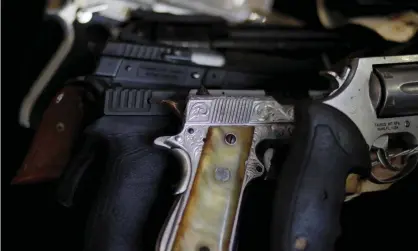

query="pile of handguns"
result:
[13,2,418,251]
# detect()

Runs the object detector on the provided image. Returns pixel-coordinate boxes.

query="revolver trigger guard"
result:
[372,135,389,150]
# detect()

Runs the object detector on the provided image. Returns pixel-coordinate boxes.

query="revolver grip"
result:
[13,86,85,184]
[84,117,172,251]
[271,101,370,251]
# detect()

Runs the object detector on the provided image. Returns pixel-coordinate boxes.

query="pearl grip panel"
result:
[173,126,254,251]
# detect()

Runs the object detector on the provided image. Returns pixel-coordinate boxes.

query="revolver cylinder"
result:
[370,63,418,118]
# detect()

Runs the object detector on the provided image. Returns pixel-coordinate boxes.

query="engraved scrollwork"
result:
[272,105,294,122]
[188,102,210,122]
[252,103,273,122]
[244,126,275,185]
[182,126,209,162]
[251,102,294,123]
[245,154,264,185]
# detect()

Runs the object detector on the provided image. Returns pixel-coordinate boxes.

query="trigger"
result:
[372,135,389,150]
[263,148,275,172]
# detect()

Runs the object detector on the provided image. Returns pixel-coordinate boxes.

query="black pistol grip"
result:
[271,101,370,251]
[84,117,171,251]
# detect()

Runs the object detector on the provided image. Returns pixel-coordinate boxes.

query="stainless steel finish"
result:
[369,71,383,110]
[19,3,77,128]
[323,55,418,149]
[320,66,351,95]
[156,197,182,251]
[372,135,389,149]
[154,138,193,195]
[324,55,418,185]
[372,146,418,167]
[372,64,418,118]
[154,90,293,251]
[371,146,418,183]
[376,148,403,171]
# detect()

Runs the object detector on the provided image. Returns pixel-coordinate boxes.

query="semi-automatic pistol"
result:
[154,90,294,251]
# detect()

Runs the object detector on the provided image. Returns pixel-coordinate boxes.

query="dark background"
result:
[3,0,418,250]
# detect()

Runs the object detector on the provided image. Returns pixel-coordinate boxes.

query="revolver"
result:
[271,55,418,251]
[154,90,294,251]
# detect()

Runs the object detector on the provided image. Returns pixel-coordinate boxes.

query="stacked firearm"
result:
[12,6,418,251]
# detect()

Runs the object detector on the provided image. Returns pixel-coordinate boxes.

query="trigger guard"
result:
[370,154,418,184]
[171,148,192,195]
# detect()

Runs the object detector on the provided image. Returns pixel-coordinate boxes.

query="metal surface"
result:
[19,3,77,128]
[373,146,418,168]
[370,146,418,183]
[323,55,418,149]
[323,55,418,187]
[154,90,293,251]
[376,147,417,172]
[372,64,418,118]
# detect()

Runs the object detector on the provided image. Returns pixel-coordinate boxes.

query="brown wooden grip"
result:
[12,86,85,184]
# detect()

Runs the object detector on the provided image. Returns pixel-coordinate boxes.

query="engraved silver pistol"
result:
[154,90,294,251]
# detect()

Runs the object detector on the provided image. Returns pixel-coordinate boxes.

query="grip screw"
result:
[215,167,231,182]
[225,133,237,145]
